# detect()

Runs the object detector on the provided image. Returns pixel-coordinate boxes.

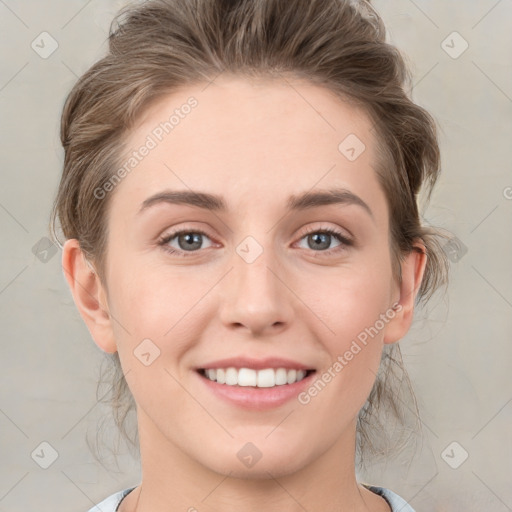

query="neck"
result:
[119,411,389,512]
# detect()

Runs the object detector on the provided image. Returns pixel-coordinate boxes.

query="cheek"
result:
[109,262,206,334]
[303,260,393,401]
[298,273,390,425]
[107,266,213,387]
[107,270,204,415]
[308,262,393,340]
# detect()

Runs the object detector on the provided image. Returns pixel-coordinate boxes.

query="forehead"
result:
[116,75,383,215]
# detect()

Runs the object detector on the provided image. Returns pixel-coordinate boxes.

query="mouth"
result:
[196,367,316,388]
[194,366,317,410]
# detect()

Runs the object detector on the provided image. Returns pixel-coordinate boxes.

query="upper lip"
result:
[196,356,315,371]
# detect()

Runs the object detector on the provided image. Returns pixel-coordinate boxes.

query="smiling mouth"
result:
[197,368,316,388]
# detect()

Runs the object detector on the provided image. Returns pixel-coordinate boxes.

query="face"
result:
[80,76,414,479]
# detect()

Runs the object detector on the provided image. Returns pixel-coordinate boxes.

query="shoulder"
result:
[361,483,416,512]
[86,487,136,512]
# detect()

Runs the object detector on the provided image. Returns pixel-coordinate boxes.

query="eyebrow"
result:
[138,187,374,218]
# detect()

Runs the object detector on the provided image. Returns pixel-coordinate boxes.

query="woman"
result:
[51,0,448,510]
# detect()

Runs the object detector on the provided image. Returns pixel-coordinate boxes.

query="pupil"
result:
[311,233,329,250]
[181,233,201,250]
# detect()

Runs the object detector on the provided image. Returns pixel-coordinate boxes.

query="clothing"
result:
[86,487,134,512]
[87,484,415,512]
[361,483,416,511]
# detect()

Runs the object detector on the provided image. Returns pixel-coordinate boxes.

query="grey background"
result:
[1,1,511,510]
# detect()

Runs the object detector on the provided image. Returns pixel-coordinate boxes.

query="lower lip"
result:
[195,370,316,411]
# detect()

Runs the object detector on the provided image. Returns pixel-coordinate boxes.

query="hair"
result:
[50,0,449,472]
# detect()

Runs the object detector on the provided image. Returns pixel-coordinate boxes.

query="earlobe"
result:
[61,239,117,353]
[383,243,427,344]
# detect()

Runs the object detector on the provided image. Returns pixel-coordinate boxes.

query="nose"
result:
[218,242,293,336]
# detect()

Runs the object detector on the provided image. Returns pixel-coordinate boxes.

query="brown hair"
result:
[50,0,449,470]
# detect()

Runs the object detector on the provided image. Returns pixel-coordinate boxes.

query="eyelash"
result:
[157,226,353,258]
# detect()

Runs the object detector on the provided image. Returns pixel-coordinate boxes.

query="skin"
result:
[63,75,426,512]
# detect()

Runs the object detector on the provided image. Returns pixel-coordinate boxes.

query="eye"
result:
[157,225,353,258]
[158,229,215,257]
[296,226,353,255]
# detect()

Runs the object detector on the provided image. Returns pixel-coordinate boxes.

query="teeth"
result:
[216,368,226,384]
[201,367,309,387]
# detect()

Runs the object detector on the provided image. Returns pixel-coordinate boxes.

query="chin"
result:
[201,446,310,480]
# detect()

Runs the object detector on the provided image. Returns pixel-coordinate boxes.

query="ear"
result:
[61,239,117,353]
[383,242,427,344]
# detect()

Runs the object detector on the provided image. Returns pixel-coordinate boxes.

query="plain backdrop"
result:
[0,1,511,511]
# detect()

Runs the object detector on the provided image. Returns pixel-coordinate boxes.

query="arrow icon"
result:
[134,339,161,365]
[31,441,59,469]
[31,31,59,59]
[338,134,365,161]
[441,441,468,469]
[32,236,58,262]
[237,441,262,468]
